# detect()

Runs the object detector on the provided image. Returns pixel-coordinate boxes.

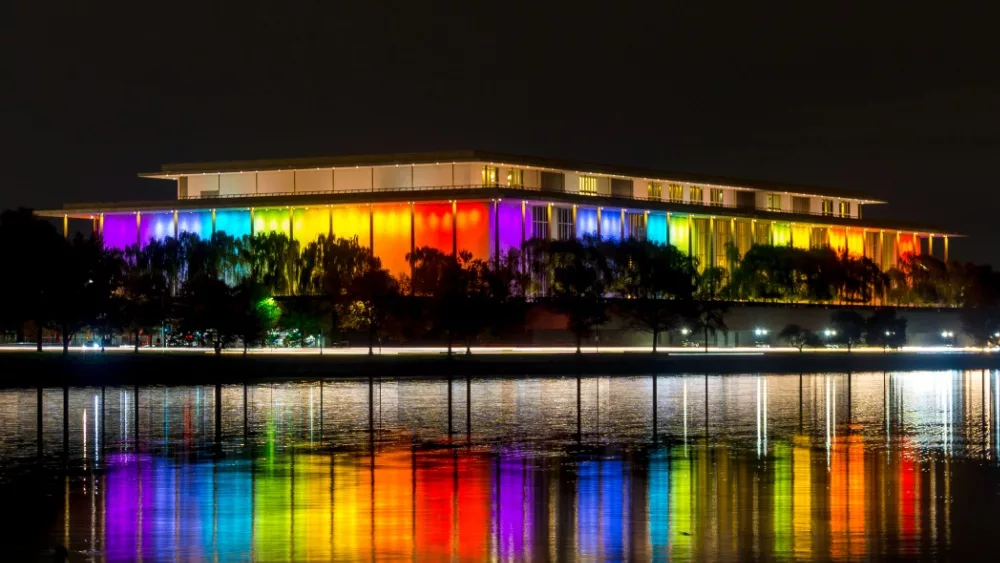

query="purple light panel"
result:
[102,214,138,249]
[497,201,523,254]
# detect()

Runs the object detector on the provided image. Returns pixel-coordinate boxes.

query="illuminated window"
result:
[532,206,549,239]
[556,207,574,240]
[822,199,834,216]
[579,176,598,195]
[710,188,724,206]
[668,184,683,203]
[839,201,851,218]
[647,182,662,201]
[507,168,524,187]
[689,186,704,204]
[766,193,782,212]
[482,166,498,187]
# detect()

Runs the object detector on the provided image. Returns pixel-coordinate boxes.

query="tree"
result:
[830,310,866,351]
[297,235,373,343]
[529,236,610,353]
[409,247,472,356]
[241,231,299,295]
[347,256,400,355]
[779,324,820,352]
[0,209,68,350]
[608,239,695,352]
[683,300,728,352]
[231,281,281,354]
[176,274,239,355]
[866,308,907,350]
[49,234,121,353]
[279,296,325,347]
[120,243,171,351]
[458,251,530,354]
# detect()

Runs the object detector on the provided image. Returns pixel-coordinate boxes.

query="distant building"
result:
[39,150,956,276]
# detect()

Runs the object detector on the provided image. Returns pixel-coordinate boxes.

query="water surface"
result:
[1,371,999,561]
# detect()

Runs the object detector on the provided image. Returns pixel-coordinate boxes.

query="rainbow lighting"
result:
[41,150,959,277]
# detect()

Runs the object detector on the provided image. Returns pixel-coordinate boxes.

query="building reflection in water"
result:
[1,371,1000,561]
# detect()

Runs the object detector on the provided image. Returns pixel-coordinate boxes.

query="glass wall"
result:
[372,203,411,276]
[139,212,174,247]
[216,209,251,239]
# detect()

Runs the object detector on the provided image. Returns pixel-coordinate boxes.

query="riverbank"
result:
[1,348,998,387]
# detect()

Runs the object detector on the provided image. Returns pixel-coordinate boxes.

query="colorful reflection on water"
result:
[1,371,1000,561]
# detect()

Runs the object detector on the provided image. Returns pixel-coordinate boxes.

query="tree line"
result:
[1,209,998,354]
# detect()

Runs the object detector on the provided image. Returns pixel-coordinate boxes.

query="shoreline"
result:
[1,349,997,387]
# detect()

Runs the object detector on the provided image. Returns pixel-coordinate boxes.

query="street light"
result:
[754,328,769,337]
[823,329,837,337]
[680,328,691,335]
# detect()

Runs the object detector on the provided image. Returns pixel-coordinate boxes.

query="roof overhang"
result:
[36,187,957,236]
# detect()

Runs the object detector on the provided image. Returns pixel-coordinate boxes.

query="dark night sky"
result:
[3,2,998,263]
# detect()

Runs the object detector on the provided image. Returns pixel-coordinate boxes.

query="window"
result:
[579,175,598,195]
[689,186,704,204]
[555,207,574,240]
[507,168,524,187]
[736,191,755,209]
[531,206,549,239]
[647,182,662,201]
[822,199,834,216]
[792,196,810,213]
[482,166,498,187]
[839,201,851,218]
[766,193,782,212]
[668,183,683,203]
[627,212,645,240]
[710,188,724,206]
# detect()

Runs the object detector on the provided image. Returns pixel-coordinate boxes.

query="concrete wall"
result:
[296,168,333,193]
[524,303,969,348]
[219,172,255,196]
[257,170,294,194]
[334,167,372,191]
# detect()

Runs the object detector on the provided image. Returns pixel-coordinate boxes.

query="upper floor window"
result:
[482,166,498,187]
[579,176,598,195]
[839,201,851,218]
[710,188,724,206]
[822,199,834,216]
[766,193,782,212]
[647,182,662,201]
[792,196,810,214]
[668,184,683,203]
[507,168,524,187]
[689,186,704,204]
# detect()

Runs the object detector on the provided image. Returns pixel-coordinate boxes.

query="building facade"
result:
[44,151,955,278]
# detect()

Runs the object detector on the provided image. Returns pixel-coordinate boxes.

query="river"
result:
[0,371,998,561]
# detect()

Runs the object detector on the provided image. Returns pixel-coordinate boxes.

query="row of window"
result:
[482,166,525,187]
[483,166,855,217]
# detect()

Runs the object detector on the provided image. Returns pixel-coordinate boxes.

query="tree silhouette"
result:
[0,209,66,350]
[409,246,472,356]
[529,236,610,353]
[830,310,866,351]
[866,308,907,350]
[607,239,695,352]
[779,324,820,352]
[346,255,400,355]
[683,300,728,352]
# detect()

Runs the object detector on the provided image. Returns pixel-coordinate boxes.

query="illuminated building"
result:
[40,150,957,278]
